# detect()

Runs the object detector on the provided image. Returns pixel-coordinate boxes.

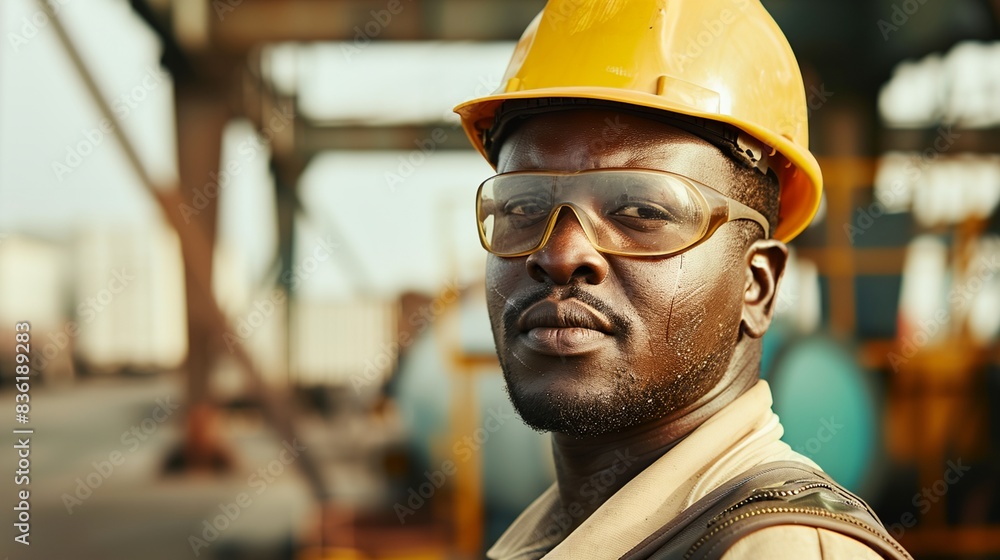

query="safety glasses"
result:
[476,168,769,257]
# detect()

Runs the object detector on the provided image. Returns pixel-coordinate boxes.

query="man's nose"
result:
[525,207,609,285]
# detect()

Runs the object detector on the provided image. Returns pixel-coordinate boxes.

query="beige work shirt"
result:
[487,380,884,559]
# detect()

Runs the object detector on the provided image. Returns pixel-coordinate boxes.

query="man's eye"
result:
[504,198,551,217]
[610,203,676,231]
[613,205,670,220]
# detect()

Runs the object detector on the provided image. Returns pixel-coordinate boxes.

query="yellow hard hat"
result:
[454,0,823,242]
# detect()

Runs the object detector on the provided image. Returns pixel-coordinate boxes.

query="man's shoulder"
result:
[623,461,912,560]
[721,526,884,560]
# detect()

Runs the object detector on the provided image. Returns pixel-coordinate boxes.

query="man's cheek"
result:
[485,258,509,310]
[486,256,523,299]
[658,286,743,382]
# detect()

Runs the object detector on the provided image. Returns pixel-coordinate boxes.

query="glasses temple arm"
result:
[727,200,771,239]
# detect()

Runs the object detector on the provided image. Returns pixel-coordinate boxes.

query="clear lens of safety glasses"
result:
[476,168,770,257]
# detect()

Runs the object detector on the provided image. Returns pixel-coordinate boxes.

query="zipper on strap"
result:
[707,481,865,527]
[687,505,912,560]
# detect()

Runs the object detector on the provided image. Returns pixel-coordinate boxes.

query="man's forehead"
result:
[495,109,738,186]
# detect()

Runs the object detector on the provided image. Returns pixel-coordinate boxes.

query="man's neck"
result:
[550,342,761,533]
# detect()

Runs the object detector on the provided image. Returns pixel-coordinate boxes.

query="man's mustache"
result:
[501,284,632,337]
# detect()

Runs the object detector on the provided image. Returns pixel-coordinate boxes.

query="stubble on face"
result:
[486,109,748,439]
[489,254,742,439]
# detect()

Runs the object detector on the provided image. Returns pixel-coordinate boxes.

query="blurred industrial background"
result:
[1,0,999,558]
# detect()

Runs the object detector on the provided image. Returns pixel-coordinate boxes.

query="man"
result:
[454,1,912,559]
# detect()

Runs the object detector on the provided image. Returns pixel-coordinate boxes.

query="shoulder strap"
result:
[620,461,912,560]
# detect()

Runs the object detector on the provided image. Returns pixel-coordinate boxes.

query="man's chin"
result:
[502,369,666,439]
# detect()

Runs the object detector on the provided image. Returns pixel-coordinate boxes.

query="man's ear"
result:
[741,239,788,339]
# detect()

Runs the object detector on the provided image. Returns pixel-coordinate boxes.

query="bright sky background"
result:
[1,0,510,301]
[0,0,176,237]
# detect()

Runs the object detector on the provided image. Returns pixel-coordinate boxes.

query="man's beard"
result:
[489,277,740,439]
[497,340,735,439]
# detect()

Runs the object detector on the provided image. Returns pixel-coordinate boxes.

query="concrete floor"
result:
[0,374,347,560]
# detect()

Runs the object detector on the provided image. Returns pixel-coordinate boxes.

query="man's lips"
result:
[516,299,615,356]
[517,299,615,333]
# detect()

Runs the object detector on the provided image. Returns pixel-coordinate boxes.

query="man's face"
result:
[486,109,756,438]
